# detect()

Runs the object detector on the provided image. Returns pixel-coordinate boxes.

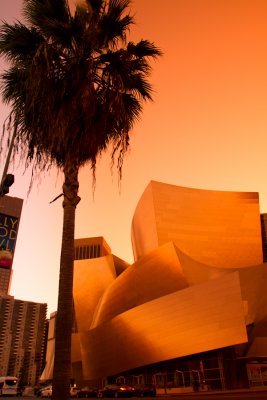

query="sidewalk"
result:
[158,386,267,396]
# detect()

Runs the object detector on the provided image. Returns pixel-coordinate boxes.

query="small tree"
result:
[0,0,161,399]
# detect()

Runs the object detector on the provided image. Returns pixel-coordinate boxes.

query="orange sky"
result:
[0,0,267,314]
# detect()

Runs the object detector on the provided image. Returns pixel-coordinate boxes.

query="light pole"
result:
[0,124,16,195]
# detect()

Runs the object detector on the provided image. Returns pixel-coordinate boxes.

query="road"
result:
[154,391,267,400]
[1,393,267,400]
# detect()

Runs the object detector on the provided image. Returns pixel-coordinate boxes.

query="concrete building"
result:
[74,237,111,260]
[0,195,23,295]
[0,295,47,387]
[0,195,47,387]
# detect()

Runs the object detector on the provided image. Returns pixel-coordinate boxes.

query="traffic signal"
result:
[0,174,14,196]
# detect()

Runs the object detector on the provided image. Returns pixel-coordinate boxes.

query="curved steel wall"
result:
[73,246,267,379]
[72,181,267,381]
[73,256,118,331]
[77,272,247,379]
[131,181,263,267]
[91,242,188,328]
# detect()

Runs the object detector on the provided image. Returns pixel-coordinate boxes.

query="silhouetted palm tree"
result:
[0,0,161,398]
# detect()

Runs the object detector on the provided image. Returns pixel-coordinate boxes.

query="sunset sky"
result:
[0,0,267,315]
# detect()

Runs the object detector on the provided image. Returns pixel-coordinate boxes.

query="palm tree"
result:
[0,0,161,399]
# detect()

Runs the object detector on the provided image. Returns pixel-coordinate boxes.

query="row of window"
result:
[75,244,101,260]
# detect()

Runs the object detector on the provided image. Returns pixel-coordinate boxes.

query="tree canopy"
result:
[0,1,161,399]
[0,0,161,178]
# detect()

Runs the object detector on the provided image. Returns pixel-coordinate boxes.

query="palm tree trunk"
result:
[53,163,80,400]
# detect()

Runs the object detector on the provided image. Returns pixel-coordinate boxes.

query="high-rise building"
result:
[0,295,13,376]
[0,195,46,387]
[0,195,23,295]
[0,295,47,386]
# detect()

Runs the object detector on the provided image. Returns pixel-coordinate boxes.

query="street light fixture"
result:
[0,123,16,196]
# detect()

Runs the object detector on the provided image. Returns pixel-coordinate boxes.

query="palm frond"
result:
[108,0,131,17]
[98,0,133,47]
[0,0,161,171]
[127,40,163,58]
[125,74,154,100]
[119,92,143,128]
[98,14,133,47]
[0,22,43,62]
[24,0,71,41]
[1,67,27,104]
[85,0,104,14]
[97,47,155,100]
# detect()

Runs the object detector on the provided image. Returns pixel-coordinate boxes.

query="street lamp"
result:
[0,173,14,195]
[0,123,16,196]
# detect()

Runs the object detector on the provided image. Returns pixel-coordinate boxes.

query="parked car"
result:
[78,386,98,398]
[35,386,45,397]
[97,384,134,398]
[132,383,156,397]
[70,386,80,397]
[40,385,53,398]
[22,386,35,397]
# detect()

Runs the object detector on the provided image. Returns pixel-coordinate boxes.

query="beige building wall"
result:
[131,181,263,268]
[74,237,111,260]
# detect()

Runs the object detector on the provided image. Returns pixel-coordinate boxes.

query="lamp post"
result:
[0,124,16,196]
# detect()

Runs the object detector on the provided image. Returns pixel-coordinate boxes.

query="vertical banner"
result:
[0,213,18,268]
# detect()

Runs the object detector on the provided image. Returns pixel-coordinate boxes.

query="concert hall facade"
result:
[44,181,267,391]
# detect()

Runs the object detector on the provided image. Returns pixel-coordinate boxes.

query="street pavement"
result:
[153,388,267,399]
[2,391,267,400]
[154,390,267,399]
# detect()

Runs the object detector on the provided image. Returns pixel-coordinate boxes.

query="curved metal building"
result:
[70,182,267,390]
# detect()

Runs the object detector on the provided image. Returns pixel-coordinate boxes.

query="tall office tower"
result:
[0,295,47,386]
[0,195,23,295]
[0,295,13,376]
[74,237,111,260]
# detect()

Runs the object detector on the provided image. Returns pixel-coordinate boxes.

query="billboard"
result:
[0,213,19,268]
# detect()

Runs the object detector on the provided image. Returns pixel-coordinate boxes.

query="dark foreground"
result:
[2,392,267,400]
[154,390,267,399]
